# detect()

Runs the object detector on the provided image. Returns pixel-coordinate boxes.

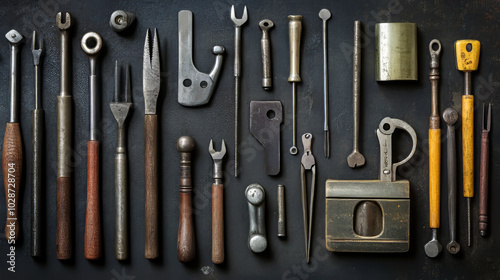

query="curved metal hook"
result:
[377,117,417,182]
[178,10,225,106]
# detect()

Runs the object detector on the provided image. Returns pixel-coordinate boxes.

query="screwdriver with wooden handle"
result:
[455,39,480,247]
[3,30,23,242]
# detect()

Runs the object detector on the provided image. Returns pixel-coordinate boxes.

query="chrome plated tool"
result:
[30,31,43,257]
[300,133,316,262]
[259,19,274,90]
[319,9,331,158]
[143,28,161,259]
[209,139,226,264]
[231,5,248,177]
[110,62,133,260]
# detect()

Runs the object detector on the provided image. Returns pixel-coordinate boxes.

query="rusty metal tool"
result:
[209,139,226,264]
[81,31,103,260]
[56,12,73,260]
[143,28,161,259]
[177,136,196,262]
[443,108,460,254]
[288,15,303,155]
[109,10,135,32]
[479,103,492,237]
[259,19,274,90]
[319,9,331,158]
[347,21,365,168]
[425,39,442,258]
[111,62,133,260]
[455,39,480,247]
[3,29,23,243]
[301,133,316,262]
[231,5,248,177]
[30,31,43,257]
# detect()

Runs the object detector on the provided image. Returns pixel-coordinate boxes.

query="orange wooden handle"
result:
[2,123,22,241]
[85,140,101,260]
[144,114,159,259]
[429,129,440,228]
[212,184,224,264]
[178,192,195,262]
[57,176,72,259]
[462,95,474,198]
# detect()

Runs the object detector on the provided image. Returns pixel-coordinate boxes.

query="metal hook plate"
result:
[377,117,417,182]
[178,10,225,106]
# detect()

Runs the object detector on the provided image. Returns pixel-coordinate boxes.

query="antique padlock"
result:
[325,117,417,252]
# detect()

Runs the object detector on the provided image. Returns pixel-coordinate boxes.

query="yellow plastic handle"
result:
[463,95,474,198]
[429,128,440,229]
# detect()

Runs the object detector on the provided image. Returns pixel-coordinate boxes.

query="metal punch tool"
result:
[300,133,316,263]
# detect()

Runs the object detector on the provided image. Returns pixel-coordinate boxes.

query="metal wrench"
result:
[347,21,365,168]
[56,12,73,260]
[443,108,460,254]
[231,5,248,177]
[319,9,331,158]
[110,62,133,260]
[209,139,226,264]
[31,31,44,257]
[81,31,103,260]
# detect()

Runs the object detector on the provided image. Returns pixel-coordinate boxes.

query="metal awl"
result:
[319,9,331,158]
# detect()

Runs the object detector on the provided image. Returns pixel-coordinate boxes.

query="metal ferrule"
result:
[213,162,223,181]
[89,58,99,141]
[10,43,19,123]
[179,152,192,192]
[57,96,72,177]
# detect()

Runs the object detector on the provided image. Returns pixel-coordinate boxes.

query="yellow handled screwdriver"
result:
[455,39,480,247]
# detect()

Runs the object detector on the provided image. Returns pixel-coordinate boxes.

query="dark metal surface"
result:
[0,0,499,278]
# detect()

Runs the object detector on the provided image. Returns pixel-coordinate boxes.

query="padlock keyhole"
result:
[354,201,383,237]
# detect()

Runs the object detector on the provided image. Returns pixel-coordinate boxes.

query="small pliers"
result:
[300,133,316,263]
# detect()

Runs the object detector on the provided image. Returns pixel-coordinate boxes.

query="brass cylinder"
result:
[288,15,302,83]
[375,23,418,81]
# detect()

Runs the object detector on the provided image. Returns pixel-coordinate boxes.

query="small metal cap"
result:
[5,29,23,44]
[177,136,195,153]
[110,10,135,32]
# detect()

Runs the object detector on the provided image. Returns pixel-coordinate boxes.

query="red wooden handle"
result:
[85,140,101,260]
[479,131,490,233]
[212,184,224,264]
[57,176,72,259]
[2,123,22,241]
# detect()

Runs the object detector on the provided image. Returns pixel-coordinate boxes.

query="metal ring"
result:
[81,32,102,55]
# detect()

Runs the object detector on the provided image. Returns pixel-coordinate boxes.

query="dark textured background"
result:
[0,0,499,279]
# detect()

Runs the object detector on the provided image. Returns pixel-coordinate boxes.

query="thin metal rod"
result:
[322,19,329,158]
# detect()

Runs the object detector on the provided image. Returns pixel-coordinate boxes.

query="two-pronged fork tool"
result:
[209,139,226,264]
[31,31,44,257]
[231,5,248,177]
[143,28,161,259]
[111,62,133,260]
[455,39,480,247]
